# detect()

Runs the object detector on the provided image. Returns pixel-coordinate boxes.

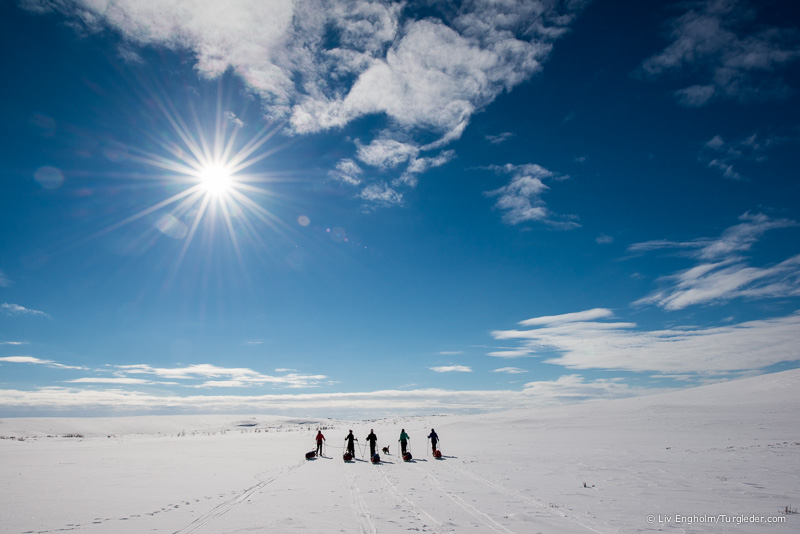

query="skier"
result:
[315,429,326,456]
[366,429,378,457]
[344,430,358,457]
[399,428,410,454]
[427,428,439,454]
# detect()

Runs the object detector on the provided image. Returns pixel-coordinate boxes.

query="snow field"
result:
[1,370,799,533]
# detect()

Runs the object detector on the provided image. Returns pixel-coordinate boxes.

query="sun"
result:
[199,163,234,196]
[97,85,286,268]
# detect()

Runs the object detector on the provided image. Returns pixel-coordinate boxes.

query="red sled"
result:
[371,453,380,464]
[402,452,412,461]
[305,451,316,460]
[343,452,353,462]
[433,449,442,459]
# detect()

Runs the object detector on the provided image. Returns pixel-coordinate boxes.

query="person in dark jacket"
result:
[315,430,326,456]
[427,429,439,453]
[345,430,358,456]
[399,429,410,454]
[366,429,378,457]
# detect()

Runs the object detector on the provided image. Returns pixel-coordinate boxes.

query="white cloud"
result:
[225,111,245,128]
[67,377,156,385]
[26,0,589,207]
[1,341,27,346]
[521,374,643,402]
[398,150,456,187]
[358,183,403,207]
[0,271,12,288]
[492,309,800,373]
[115,363,327,388]
[636,255,800,310]
[493,367,528,374]
[630,213,800,310]
[328,158,363,186]
[697,212,796,260]
[485,132,513,145]
[356,138,419,169]
[519,308,615,327]
[429,365,472,373]
[639,0,800,106]
[485,163,580,228]
[1,303,51,318]
[0,356,49,364]
[701,132,786,180]
[487,350,535,358]
[0,376,666,415]
[0,356,84,370]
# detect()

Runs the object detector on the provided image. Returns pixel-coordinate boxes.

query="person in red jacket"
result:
[315,430,325,456]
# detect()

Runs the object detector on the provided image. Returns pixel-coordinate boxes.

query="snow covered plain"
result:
[1,370,799,533]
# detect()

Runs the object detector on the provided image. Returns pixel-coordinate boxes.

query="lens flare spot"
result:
[156,213,188,240]
[34,166,64,189]
[297,215,310,227]
[330,227,346,243]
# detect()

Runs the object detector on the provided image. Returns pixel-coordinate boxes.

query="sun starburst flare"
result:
[97,89,291,266]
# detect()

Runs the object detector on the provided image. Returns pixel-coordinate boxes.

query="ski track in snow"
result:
[172,460,305,534]
[443,462,616,534]
[412,463,516,534]
[345,461,378,534]
[377,463,445,533]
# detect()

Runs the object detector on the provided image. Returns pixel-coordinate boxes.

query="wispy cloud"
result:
[639,0,800,106]
[492,308,800,374]
[24,0,589,207]
[0,375,666,416]
[358,183,403,208]
[635,255,800,310]
[0,271,11,288]
[487,350,536,358]
[485,132,514,145]
[493,367,528,374]
[356,138,420,170]
[485,163,580,228]
[429,365,472,373]
[1,341,27,346]
[66,377,157,385]
[701,132,790,180]
[520,308,614,326]
[116,363,326,389]
[1,303,51,318]
[630,213,800,310]
[0,356,84,370]
[328,158,363,186]
[521,374,648,403]
[398,150,455,187]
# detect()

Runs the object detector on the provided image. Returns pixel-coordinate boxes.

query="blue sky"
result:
[1,0,799,417]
